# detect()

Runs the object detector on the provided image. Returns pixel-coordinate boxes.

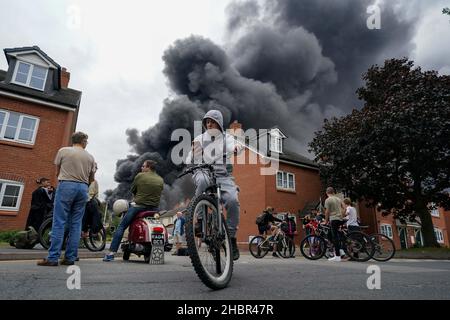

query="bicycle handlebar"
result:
[177,163,214,179]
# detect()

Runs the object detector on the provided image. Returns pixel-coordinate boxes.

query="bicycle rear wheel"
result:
[84,226,106,252]
[344,232,374,262]
[185,194,233,290]
[300,235,326,260]
[38,217,53,249]
[370,233,396,262]
[249,236,270,258]
[277,236,295,258]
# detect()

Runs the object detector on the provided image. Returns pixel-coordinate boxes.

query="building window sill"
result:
[0,210,19,216]
[276,188,296,194]
[0,139,34,149]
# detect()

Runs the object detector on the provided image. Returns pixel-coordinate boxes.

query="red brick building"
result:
[0,46,81,231]
[358,202,449,248]
[229,123,322,245]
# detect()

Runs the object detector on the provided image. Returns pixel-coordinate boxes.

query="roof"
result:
[278,149,319,169]
[0,70,81,108]
[4,46,61,69]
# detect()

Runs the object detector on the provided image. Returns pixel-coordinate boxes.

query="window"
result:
[380,224,393,239]
[0,110,39,144]
[12,61,48,91]
[434,228,444,244]
[276,171,295,191]
[0,180,24,211]
[270,136,282,153]
[429,203,440,217]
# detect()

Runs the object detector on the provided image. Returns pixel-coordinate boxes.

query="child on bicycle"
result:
[185,108,243,260]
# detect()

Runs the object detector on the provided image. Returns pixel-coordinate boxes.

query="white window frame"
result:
[276,170,296,192]
[0,109,40,145]
[0,180,24,211]
[11,61,49,91]
[380,224,393,239]
[270,135,282,153]
[434,228,444,244]
[429,203,440,217]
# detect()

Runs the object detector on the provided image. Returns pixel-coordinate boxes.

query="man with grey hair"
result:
[37,131,96,266]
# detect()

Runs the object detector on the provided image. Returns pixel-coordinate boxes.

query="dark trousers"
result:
[331,220,345,256]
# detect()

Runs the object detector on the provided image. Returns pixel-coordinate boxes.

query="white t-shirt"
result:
[345,206,359,227]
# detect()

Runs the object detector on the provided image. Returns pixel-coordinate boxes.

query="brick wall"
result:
[232,149,322,244]
[0,95,73,230]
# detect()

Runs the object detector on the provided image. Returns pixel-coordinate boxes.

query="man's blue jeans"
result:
[47,181,88,262]
[110,206,157,253]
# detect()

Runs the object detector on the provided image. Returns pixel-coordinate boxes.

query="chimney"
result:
[229,120,242,131]
[61,67,71,88]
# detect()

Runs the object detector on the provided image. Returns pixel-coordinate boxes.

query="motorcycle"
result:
[113,200,169,263]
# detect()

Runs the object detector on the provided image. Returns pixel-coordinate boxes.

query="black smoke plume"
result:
[106,0,418,209]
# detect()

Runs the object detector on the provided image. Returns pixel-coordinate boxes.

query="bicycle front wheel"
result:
[84,227,106,252]
[185,194,233,290]
[370,233,396,262]
[300,235,326,260]
[249,236,270,258]
[344,232,374,262]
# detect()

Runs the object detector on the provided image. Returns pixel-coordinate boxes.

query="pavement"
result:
[0,243,121,261]
[0,253,449,300]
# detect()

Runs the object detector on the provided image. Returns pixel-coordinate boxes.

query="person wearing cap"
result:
[186,108,243,260]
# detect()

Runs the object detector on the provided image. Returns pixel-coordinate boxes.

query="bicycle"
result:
[177,163,233,290]
[368,232,396,261]
[300,220,374,262]
[249,222,295,258]
[38,210,106,252]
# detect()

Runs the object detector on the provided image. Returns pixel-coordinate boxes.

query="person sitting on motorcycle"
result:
[185,108,243,260]
[103,160,164,262]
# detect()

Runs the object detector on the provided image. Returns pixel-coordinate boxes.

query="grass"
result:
[0,230,19,244]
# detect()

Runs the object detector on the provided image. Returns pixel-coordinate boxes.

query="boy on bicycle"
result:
[185,108,243,260]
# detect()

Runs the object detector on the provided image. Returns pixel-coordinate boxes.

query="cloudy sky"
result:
[1,0,449,201]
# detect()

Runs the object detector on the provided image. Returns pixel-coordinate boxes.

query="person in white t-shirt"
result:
[343,198,359,232]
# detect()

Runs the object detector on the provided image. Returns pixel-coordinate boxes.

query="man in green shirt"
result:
[104,160,164,262]
[324,186,346,262]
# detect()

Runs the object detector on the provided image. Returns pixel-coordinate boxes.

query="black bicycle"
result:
[300,223,374,262]
[177,164,233,290]
[38,212,106,252]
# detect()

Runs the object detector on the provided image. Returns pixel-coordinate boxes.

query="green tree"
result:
[309,58,450,247]
[443,7,450,15]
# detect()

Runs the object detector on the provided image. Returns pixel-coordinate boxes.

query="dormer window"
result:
[269,128,286,154]
[12,61,48,91]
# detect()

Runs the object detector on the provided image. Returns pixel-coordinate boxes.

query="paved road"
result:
[1,254,449,300]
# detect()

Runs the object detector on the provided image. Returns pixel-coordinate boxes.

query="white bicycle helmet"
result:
[112,199,129,215]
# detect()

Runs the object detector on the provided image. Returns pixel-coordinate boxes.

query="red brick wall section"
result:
[233,154,322,244]
[0,96,72,231]
[232,149,267,243]
[265,162,321,245]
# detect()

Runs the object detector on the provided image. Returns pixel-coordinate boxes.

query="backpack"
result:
[255,212,266,225]
[10,227,39,249]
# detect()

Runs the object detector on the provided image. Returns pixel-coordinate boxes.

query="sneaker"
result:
[103,254,115,262]
[37,259,58,267]
[60,259,74,266]
[327,256,341,262]
[231,238,240,261]
[171,251,178,256]
[339,249,346,256]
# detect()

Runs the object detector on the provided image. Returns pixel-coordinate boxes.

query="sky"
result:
[0,0,449,201]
